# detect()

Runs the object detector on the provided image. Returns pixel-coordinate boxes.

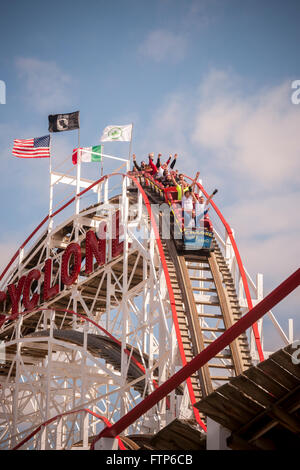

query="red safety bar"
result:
[91,267,300,448]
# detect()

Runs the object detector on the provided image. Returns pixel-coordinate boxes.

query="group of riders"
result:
[132,153,218,229]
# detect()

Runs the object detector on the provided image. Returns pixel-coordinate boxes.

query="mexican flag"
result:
[72,145,103,165]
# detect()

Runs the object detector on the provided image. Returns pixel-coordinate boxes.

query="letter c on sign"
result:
[23,269,41,311]
[61,243,82,286]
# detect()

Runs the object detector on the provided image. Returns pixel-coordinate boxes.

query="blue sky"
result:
[0,0,299,349]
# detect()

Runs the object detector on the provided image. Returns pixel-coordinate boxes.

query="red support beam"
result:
[91,267,300,448]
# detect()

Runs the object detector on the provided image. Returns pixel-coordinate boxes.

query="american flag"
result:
[12,135,50,158]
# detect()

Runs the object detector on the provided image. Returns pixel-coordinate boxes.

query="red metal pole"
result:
[91,268,300,447]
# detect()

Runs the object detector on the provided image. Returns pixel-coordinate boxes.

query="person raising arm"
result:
[181,189,194,228]
[189,171,200,191]
[171,173,189,200]
[156,153,173,179]
[170,153,178,169]
[192,189,218,228]
[132,154,147,172]
[148,153,158,176]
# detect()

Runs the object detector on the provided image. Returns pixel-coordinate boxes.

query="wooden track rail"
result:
[144,184,252,403]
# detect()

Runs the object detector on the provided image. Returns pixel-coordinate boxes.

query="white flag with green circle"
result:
[100,124,132,142]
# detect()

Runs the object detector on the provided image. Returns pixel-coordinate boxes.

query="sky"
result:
[0,0,299,350]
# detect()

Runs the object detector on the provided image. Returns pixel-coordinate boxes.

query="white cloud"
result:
[189,69,300,302]
[139,30,187,63]
[228,193,300,240]
[241,234,300,286]
[192,70,300,191]
[15,57,73,113]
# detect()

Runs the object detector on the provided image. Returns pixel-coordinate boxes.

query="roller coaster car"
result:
[183,223,214,253]
[136,173,214,253]
[164,187,214,254]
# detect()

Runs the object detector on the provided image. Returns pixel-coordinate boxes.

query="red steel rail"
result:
[91,267,300,448]
[12,408,126,450]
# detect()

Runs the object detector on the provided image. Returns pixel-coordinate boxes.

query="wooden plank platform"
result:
[195,344,300,449]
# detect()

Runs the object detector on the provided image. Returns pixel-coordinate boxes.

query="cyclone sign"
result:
[0,211,125,325]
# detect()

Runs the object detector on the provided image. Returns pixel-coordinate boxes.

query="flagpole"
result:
[99,144,103,204]
[49,133,52,218]
[75,125,81,241]
[47,134,53,258]
[46,133,54,258]
[128,122,133,173]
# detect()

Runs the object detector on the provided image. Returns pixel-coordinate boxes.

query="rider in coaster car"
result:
[170,172,194,201]
[162,172,175,187]
[191,188,218,228]
[181,189,194,228]
[156,153,178,179]
[132,154,150,172]
[149,153,178,179]
[173,169,180,182]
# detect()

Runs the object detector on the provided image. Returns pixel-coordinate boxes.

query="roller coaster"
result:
[0,160,298,450]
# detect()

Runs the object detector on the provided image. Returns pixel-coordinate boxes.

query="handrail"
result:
[0,172,205,429]
[91,268,300,449]
[12,408,126,450]
[183,174,264,362]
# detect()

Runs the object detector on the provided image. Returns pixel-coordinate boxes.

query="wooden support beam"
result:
[267,404,300,434]
[226,433,260,450]
[208,252,246,376]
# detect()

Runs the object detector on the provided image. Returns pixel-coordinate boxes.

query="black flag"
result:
[48,111,80,133]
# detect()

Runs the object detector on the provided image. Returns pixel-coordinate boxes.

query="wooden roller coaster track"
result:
[143,182,252,404]
[0,171,267,449]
